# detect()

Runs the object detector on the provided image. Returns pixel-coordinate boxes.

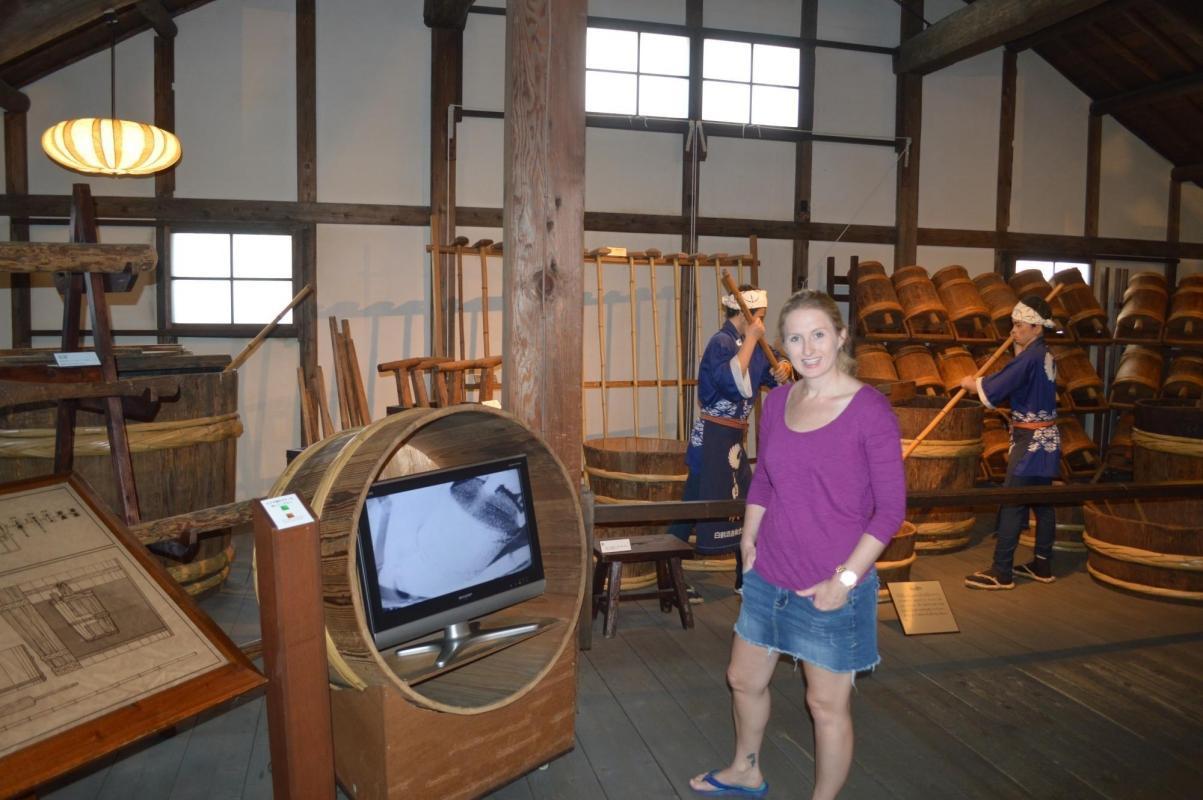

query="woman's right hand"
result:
[741,539,757,572]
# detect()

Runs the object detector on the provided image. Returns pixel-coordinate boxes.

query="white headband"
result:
[721,289,767,311]
[1012,301,1056,329]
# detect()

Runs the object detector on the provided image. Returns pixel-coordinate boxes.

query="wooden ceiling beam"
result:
[1007,0,1142,52]
[1171,162,1203,182]
[135,0,177,39]
[895,0,1109,75]
[1092,70,1203,115]
[0,0,116,68]
[0,78,30,113]
[423,0,475,30]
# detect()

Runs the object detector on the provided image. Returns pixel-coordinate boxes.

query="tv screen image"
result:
[367,466,533,609]
[356,455,547,671]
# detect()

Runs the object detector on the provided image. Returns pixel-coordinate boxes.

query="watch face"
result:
[839,570,858,588]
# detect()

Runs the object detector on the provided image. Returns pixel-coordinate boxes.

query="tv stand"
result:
[394,618,549,679]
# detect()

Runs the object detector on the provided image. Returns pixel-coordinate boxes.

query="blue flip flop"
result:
[691,770,769,798]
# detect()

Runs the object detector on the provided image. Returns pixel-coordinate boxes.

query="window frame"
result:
[162,222,302,338]
[585,25,691,120]
[700,38,801,127]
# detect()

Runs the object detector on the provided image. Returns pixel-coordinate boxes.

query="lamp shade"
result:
[41,118,182,176]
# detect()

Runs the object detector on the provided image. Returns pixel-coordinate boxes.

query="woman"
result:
[690,290,906,800]
[960,294,1061,590]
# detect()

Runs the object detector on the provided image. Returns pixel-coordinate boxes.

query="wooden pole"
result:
[455,239,467,359]
[719,269,782,370]
[479,243,493,357]
[225,284,314,372]
[673,254,685,438]
[647,249,666,438]
[315,364,334,438]
[902,282,1067,460]
[593,250,610,437]
[627,254,640,436]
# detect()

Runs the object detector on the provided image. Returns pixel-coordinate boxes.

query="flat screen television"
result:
[355,454,546,669]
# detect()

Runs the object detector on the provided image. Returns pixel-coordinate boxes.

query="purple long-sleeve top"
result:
[747,383,906,591]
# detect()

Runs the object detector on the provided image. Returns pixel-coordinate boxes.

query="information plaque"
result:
[886,580,960,635]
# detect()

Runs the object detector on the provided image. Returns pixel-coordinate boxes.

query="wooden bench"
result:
[591,533,694,638]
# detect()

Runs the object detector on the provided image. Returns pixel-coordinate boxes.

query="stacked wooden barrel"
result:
[854,343,899,385]
[892,344,944,396]
[892,266,952,338]
[1104,411,1135,475]
[1166,285,1203,343]
[932,265,994,340]
[1009,269,1072,340]
[896,397,983,552]
[1057,416,1099,477]
[934,345,978,394]
[853,261,906,336]
[1050,345,1105,410]
[874,520,917,602]
[979,414,1010,482]
[973,273,1018,337]
[1162,353,1203,399]
[1051,268,1110,339]
[1109,345,1163,407]
[1116,272,1168,340]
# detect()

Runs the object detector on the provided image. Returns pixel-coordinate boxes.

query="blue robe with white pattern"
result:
[978,337,1061,478]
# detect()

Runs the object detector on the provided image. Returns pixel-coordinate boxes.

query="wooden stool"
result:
[591,533,694,638]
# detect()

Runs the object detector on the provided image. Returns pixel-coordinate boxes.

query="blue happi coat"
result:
[976,337,1061,478]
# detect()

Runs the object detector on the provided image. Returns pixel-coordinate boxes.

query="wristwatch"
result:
[835,565,859,588]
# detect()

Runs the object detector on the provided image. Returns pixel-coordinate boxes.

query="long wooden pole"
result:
[225,284,314,372]
[902,282,1067,461]
[719,269,782,370]
[627,254,640,435]
[647,249,666,438]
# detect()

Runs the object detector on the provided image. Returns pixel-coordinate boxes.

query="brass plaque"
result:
[887,580,960,635]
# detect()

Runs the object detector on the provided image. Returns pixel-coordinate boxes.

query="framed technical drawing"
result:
[0,474,265,798]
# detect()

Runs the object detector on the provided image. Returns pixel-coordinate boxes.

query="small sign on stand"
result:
[887,581,960,635]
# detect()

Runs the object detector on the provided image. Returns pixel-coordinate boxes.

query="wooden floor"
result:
[44,521,1203,800]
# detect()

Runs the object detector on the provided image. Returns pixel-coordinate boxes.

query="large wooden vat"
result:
[892,265,951,337]
[895,397,983,551]
[972,272,1018,337]
[932,265,993,340]
[874,520,916,602]
[1109,345,1163,407]
[1162,353,1203,400]
[1050,345,1104,411]
[893,344,944,396]
[854,261,906,336]
[1166,287,1203,342]
[1051,268,1109,339]
[583,436,688,587]
[0,351,239,595]
[854,343,899,385]
[1117,274,1168,340]
[1132,399,1203,482]
[1083,498,1203,601]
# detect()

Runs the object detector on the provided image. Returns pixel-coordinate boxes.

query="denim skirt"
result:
[734,567,880,674]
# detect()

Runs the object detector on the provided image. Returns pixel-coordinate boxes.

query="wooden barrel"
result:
[1049,345,1104,410]
[1104,411,1135,476]
[1057,416,1098,477]
[584,436,688,588]
[1008,269,1071,338]
[1132,399,1203,482]
[973,344,1014,380]
[892,266,950,336]
[1166,287,1203,341]
[1109,345,1163,407]
[980,414,1010,482]
[1051,268,1109,339]
[1125,271,1169,300]
[896,397,983,552]
[268,404,586,708]
[892,344,944,396]
[0,353,239,596]
[875,520,916,602]
[1177,273,1203,291]
[854,262,905,335]
[973,273,1018,337]
[1021,481,1086,552]
[1083,498,1203,601]
[1162,353,1203,400]
[1117,278,1168,340]
[932,265,993,339]
[855,343,899,385]
[934,345,978,394]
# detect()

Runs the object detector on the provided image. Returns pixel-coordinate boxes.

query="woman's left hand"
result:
[796,576,850,611]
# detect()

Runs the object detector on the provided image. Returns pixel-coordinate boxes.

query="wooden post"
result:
[503,0,587,477]
[895,0,924,269]
[792,0,817,292]
[296,0,319,394]
[252,496,335,800]
[431,26,463,359]
[5,110,31,348]
[995,48,1017,275]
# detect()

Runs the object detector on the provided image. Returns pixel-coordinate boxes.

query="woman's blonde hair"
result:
[777,289,857,375]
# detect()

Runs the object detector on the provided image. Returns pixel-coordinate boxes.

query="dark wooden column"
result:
[430,26,463,358]
[502,0,586,477]
[1167,177,1181,287]
[296,0,318,382]
[4,110,30,347]
[153,29,177,344]
[895,0,924,268]
[792,0,818,292]
[994,48,1016,275]
[678,0,703,429]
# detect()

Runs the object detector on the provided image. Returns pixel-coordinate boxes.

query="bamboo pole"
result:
[748,235,759,286]
[718,269,783,371]
[297,367,316,446]
[478,241,493,357]
[593,249,610,437]
[627,254,640,436]
[342,319,371,425]
[315,365,334,438]
[673,254,685,438]
[454,238,467,360]
[693,257,703,378]
[328,316,350,429]
[224,284,314,372]
[647,249,665,438]
[902,282,1067,461]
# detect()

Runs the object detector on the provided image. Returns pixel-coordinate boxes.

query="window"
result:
[702,39,799,126]
[1015,259,1091,286]
[169,231,295,326]
[585,27,689,118]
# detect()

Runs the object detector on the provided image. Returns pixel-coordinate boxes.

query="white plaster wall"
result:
[705,0,799,35]
[918,50,1001,231]
[698,137,794,220]
[816,0,898,47]
[810,142,897,227]
[174,0,296,201]
[463,11,505,111]
[456,116,504,209]
[587,128,682,214]
[813,48,895,140]
[1010,51,1089,236]
[589,0,685,24]
[1182,183,1203,243]
[917,245,995,276]
[1098,118,1169,240]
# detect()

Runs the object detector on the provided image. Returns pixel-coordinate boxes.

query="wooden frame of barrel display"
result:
[269,406,587,800]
